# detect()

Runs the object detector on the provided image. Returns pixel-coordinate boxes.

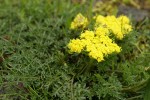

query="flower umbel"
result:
[68,30,121,62]
[70,13,88,29]
[95,15,132,40]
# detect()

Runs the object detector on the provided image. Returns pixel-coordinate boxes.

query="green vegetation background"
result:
[0,0,150,100]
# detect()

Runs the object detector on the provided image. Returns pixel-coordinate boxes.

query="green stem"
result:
[122,78,149,92]
[85,59,95,73]
[127,95,143,100]
[78,58,95,75]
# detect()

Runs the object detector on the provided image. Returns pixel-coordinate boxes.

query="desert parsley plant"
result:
[68,13,132,62]
[0,0,149,100]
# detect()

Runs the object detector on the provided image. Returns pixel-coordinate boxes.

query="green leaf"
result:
[144,78,150,100]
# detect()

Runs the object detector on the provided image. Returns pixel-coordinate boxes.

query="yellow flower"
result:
[67,14,132,62]
[89,50,104,62]
[70,13,88,29]
[95,15,132,40]
[95,26,109,36]
[80,30,95,40]
[118,15,130,24]
[67,30,121,62]
[68,39,85,53]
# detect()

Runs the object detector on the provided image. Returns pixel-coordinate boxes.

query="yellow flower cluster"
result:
[95,15,132,40]
[68,30,121,62]
[68,13,132,62]
[70,13,88,29]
